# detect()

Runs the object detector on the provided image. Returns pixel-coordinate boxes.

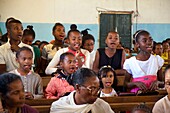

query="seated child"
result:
[99,65,118,97]
[10,47,43,99]
[45,52,76,99]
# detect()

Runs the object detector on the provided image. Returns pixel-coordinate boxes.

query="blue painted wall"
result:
[1,22,170,49]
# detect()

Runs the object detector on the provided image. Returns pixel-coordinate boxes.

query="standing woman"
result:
[93,31,126,75]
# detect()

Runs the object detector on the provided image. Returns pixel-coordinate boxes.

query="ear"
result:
[135,42,139,48]
[59,61,63,67]
[75,84,81,94]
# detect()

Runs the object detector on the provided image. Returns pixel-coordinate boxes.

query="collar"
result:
[15,69,32,76]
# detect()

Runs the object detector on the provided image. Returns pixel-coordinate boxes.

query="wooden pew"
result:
[25,95,164,113]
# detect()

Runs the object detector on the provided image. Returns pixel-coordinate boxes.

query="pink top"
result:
[45,77,74,99]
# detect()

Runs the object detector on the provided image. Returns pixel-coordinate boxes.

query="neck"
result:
[6,106,18,113]
[102,87,112,94]
[106,47,116,52]
[17,68,30,76]
[54,39,63,46]
[74,92,86,105]
[9,39,20,46]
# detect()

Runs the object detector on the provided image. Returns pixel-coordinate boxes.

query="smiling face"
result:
[4,79,25,108]
[16,50,33,73]
[53,25,66,41]
[68,31,82,51]
[83,39,94,53]
[105,32,120,49]
[136,34,153,53]
[8,23,23,42]
[22,35,34,45]
[60,54,77,75]
[154,44,163,56]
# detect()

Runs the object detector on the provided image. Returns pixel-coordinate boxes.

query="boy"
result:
[10,47,43,99]
[0,19,34,74]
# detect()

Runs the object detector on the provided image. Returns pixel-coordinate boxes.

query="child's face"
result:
[53,25,65,41]
[105,32,119,49]
[68,31,82,51]
[101,71,114,88]
[8,23,23,42]
[165,69,170,94]
[136,34,153,53]
[16,50,33,72]
[83,39,94,53]
[60,55,77,75]
[22,35,34,45]
[154,44,163,55]
[162,42,169,51]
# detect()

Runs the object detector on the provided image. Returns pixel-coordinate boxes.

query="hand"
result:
[11,44,20,52]
[0,99,3,112]
[25,92,34,99]
[134,81,148,91]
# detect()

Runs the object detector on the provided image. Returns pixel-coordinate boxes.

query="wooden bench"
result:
[25,95,165,113]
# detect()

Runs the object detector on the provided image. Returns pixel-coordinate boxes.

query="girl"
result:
[123,30,164,93]
[99,65,118,97]
[93,31,126,76]
[132,104,151,113]
[45,29,90,75]
[10,47,43,99]
[22,25,41,72]
[45,52,76,99]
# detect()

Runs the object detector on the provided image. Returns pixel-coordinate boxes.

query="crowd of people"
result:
[0,17,170,113]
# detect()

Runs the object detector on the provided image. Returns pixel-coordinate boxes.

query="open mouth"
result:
[105,82,112,86]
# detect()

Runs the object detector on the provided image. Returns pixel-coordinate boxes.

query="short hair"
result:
[82,34,95,47]
[59,52,75,63]
[8,19,22,29]
[131,104,151,113]
[72,68,97,87]
[52,23,64,33]
[134,30,150,43]
[67,29,81,39]
[5,17,15,28]
[153,42,162,51]
[0,73,21,95]
[38,41,49,48]
[98,66,118,89]
[16,46,33,58]
[23,25,35,39]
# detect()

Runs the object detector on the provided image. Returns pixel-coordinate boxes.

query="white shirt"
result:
[0,41,35,72]
[89,50,96,69]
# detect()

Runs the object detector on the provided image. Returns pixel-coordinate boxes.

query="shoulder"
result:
[80,48,90,54]
[153,96,167,112]
[22,104,39,113]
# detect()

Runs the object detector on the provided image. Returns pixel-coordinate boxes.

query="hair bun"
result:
[27,25,33,30]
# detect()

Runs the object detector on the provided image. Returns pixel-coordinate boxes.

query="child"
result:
[82,34,96,69]
[153,42,163,56]
[93,31,126,76]
[123,30,164,93]
[45,29,90,75]
[10,47,43,99]
[22,25,41,72]
[0,19,34,74]
[152,64,170,113]
[45,52,76,99]
[124,47,132,59]
[132,104,151,113]
[99,65,118,97]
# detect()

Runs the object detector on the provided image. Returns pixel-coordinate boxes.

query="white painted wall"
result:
[0,0,170,24]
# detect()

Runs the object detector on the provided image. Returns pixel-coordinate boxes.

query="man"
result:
[50,68,114,113]
[0,19,34,74]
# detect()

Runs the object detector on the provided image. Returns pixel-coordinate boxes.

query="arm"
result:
[92,50,100,74]
[34,75,44,99]
[82,50,90,68]
[45,49,63,75]
[121,49,126,68]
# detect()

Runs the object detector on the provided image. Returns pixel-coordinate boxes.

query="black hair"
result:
[59,52,75,63]
[52,23,64,33]
[8,19,22,29]
[131,104,151,113]
[82,34,95,47]
[67,29,81,39]
[0,73,22,95]
[38,41,49,48]
[5,17,15,29]
[72,68,97,87]
[81,28,90,36]
[70,24,77,30]
[164,64,170,79]
[162,40,168,45]
[98,66,118,89]
[153,42,162,51]
[134,30,150,43]
[23,25,36,39]
[16,46,33,58]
